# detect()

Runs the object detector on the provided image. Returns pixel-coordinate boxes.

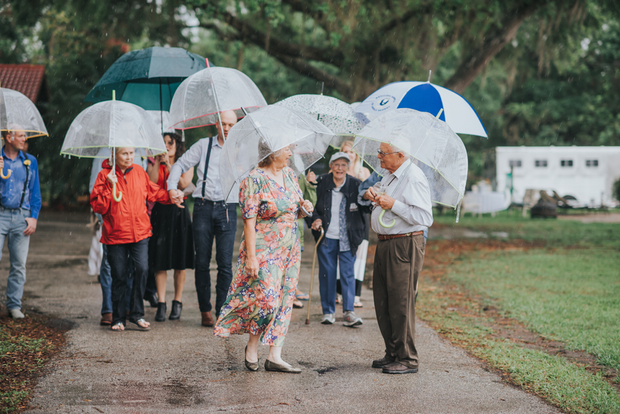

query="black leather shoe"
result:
[155,302,166,322]
[144,292,159,308]
[382,362,418,374]
[264,359,301,373]
[372,356,395,368]
[169,300,182,320]
[244,346,259,371]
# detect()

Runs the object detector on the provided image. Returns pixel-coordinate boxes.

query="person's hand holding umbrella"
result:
[300,200,314,217]
[106,170,118,186]
[374,194,395,210]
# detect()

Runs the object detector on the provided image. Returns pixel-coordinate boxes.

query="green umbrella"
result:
[84,47,207,112]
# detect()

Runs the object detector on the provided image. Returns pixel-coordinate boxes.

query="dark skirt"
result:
[149,201,195,271]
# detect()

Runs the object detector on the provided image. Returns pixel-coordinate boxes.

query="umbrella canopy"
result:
[169,66,267,130]
[220,105,337,202]
[353,108,468,208]
[0,87,48,138]
[61,100,166,158]
[84,47,207,111]
[274,94,369,138]
[355,81,487,138]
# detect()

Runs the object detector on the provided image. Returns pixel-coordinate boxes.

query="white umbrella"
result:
[169,65,267,130]
[61,99,166,202]
[274,94,369,139]
[220,105,337,202]
[353,108,468,209]
[0,87,48,139]
[355,80,487,138]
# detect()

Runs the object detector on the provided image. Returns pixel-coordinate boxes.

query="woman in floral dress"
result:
[214,142,314,373]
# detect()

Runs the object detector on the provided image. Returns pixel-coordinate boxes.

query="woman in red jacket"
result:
[91,147,175,331]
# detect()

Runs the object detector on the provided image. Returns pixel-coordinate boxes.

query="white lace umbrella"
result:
[61,99,166,202]
[274,95,369,141]
[0,87,48,138]
[169,66,267,130]
[353,108,468,208]
[220,105,337,202]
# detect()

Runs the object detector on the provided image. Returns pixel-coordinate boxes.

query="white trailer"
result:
[496,146,620,207]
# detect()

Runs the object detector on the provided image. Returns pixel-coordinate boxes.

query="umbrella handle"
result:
[0,169,11,179]
[379,209,396,228]
[112,182,123,202]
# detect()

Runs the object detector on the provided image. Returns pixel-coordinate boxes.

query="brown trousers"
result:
[373,233,425,368]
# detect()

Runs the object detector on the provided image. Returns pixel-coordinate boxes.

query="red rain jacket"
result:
[91,159,171,245]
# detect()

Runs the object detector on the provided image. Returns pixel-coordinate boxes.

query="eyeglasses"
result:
[377,149,400,156]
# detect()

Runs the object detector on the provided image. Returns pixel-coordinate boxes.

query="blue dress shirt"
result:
[0,148,41,219]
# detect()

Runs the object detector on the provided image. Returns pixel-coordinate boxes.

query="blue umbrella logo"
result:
[371,95,395,112]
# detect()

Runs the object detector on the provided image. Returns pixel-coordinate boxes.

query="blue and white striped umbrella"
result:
[355,81,487,138]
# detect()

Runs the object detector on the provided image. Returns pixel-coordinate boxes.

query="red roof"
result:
[0,64,46,103]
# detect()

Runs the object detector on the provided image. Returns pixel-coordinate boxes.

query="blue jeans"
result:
[317,238,356,314]
[0,208,31,310]
[100,244,132,315]
[193,200,237,316]
[107,239,148,325]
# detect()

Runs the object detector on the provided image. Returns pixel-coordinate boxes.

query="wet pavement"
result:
[1,211,560,413]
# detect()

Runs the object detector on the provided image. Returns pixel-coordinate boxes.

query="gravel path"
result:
[1,211,560,413]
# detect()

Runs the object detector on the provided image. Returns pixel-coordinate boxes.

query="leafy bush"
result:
[613,178,620,203]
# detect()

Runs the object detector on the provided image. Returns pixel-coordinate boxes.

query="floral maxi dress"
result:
[214,167,302,346]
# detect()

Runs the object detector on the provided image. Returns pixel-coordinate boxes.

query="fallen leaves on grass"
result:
[0,309,68,413]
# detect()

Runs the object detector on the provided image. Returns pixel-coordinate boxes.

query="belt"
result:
[195,198,225,205]
[378,231,423,241]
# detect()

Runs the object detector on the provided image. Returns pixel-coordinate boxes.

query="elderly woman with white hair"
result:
[91,147,176,331]
[310,152,370,327]
[214,139,314,373]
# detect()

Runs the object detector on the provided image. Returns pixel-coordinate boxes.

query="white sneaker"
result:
[321,313,335,324]
[343,311,363,327]
[9,308,25,319]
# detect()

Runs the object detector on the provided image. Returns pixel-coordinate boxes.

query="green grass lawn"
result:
[434,209,620,248]
[447,248,620,372]
[418,212,620,413]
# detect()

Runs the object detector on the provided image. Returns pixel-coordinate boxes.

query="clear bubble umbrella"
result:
[274,95,369,143]
[0,87,48,138]
[220,105,337,202]
[169,65,267,130]
[61,98,166,202]
[353,108,468,209]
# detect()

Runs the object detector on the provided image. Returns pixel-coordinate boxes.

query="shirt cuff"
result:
[390,199,409,220]
[357,192,372,206]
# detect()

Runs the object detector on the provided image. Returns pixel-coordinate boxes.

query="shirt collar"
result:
[392,158,412,179]
[212,136,223,148]
[333,176,346,191]
[2,147,26,161]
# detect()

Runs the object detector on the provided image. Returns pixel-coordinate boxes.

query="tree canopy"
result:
[1,0,619,204]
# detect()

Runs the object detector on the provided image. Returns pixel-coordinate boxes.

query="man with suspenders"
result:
[0,126,41,319]
[167,110,238,327]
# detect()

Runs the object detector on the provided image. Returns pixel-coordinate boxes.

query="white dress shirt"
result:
[370,159,433,235]
[325,179,345,240]
[167,136,238,202]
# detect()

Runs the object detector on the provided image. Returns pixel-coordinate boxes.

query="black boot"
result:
[169,300,182,320]
[155,302,166,322]
[144,292,158,308]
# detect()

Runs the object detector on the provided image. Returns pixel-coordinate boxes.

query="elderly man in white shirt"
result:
[362,142,433,375]
[167,110,238,327]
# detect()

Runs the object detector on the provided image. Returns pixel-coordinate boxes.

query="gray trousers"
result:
[373,233,425,368]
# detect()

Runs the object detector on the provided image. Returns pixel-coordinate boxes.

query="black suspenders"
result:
[19,158,30,209]
[201,137,213,199]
